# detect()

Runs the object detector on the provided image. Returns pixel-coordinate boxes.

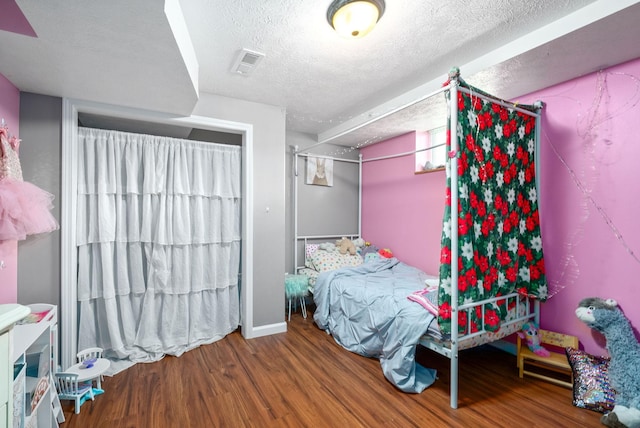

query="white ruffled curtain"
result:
[76,127,241,365]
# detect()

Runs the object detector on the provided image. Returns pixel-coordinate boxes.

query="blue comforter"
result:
[313,257,437,393]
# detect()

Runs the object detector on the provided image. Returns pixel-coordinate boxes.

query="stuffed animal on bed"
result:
[352,238,366,253]
[575,297,640,428]
[361,242,378,257]
[336,237,356,255]
[318,242,336,252]
[517,321,550,357]
[378,248,393,258]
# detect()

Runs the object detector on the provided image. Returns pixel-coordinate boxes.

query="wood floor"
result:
[60,307,604,427]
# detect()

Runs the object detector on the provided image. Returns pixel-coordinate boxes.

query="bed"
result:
[313,256,439,393]
[292,68,548,408]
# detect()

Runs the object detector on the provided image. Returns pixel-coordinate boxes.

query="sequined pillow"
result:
[565,347,615,413]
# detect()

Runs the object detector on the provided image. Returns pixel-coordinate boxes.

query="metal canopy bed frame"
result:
[291,68,546,409]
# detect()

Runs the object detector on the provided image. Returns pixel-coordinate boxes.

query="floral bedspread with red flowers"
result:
[437,81,548,336]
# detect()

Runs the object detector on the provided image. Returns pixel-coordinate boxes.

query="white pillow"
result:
[304,244,320,268]
[310,250,363,272]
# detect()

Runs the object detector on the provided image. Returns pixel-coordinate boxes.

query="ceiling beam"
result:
[317,0,640,145]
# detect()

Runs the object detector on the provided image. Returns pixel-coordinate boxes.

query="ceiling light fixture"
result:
[327,0,385,39]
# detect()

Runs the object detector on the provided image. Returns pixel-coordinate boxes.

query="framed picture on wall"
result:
[306,157,333,186]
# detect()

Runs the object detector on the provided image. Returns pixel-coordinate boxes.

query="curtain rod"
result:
[303,83,452,152]
[295,152,360,164]
[459,86,543,117]
[361,142,445,163]
[295,78,542,159]
[296,233,360,240]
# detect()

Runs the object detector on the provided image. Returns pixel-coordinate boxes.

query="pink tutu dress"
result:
[0,126,59,241]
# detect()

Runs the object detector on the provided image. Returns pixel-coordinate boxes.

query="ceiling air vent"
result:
[231,48,265,76]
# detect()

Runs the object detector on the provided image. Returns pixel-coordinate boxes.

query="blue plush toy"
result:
[517,321,550,357]
[575,298,640,428]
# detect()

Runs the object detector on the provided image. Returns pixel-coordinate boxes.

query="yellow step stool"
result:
[517,329,578,388]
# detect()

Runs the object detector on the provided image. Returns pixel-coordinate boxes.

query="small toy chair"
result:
[55,372,95,414]
[77,347,104,389]
[77,347,103,362]
[517,329,579,388]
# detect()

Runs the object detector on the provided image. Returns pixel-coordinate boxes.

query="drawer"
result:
[0,402,7,428]
[0,332,9,403]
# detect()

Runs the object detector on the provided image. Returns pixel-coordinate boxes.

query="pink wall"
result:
[520,58,640,356]
[361,132,445,275]
[0,0,37,37]
[0,72,20,303]
[361,58,640,356]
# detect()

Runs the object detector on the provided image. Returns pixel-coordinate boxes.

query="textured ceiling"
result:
[1,0,640,147]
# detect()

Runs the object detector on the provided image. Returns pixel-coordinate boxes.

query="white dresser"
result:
[12,304,62,428]
[0,304,30,428]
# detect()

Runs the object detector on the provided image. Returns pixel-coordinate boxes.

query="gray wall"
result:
[17,93,62,307]
[285,132,360,273]
[16,91,356,329]
[193,93,287,327]
[18,91,288,330]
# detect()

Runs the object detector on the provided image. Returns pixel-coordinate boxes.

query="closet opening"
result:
[77,113,243,146]
[61,100,254,370]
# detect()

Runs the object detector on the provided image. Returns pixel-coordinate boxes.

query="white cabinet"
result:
[0,304,31,428]
[12,304,62,428]
[1,328,10,426]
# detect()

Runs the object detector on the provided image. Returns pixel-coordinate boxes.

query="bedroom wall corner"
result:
[360,132,445,276]
[360,58,640,357]
[515,56,640,356]
[194,93,287,330]
[0,72,20,304]
[286,133,360,272]
[17,93,62,307]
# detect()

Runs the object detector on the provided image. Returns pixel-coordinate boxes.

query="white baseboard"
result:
[244,321,287,339]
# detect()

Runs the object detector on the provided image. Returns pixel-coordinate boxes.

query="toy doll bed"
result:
[292,68,547,408]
